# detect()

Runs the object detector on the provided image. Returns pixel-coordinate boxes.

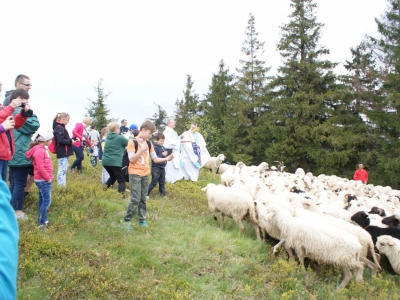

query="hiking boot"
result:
[139,220,147,227]
[38,221,50,229]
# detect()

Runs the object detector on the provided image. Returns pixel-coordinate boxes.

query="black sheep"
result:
[351,211,400,245]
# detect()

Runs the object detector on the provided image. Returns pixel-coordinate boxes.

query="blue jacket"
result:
[151,142,167,169]
[0,179,19,300]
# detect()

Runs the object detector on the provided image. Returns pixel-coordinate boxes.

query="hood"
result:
[53,120,65,130]
[107,132,119,140]
[25,145,43,162]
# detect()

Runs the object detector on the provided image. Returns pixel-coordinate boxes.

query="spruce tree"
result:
[86,78,112,130]
[225,13,271,164]
[149,102,168,133]
[202,60,235,157]
[174,74,200,134]
[363,0,400,186]
[265,0,362,176]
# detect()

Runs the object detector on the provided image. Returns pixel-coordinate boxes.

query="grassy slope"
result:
[17,156,399,299]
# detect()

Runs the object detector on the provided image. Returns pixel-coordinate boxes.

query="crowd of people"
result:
[0,74,213,299]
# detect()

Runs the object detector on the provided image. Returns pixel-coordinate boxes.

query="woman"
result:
[102,122,128,194]
[70,117,92,174]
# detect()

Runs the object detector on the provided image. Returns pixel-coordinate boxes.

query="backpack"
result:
[48,125,66,154]
[121,139,152,182]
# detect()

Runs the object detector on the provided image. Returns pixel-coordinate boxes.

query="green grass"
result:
[17,156,400,299]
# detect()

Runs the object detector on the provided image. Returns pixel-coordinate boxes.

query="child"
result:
[25,129,54,227]
[90,139,99,167]
[100,127,110,184]
[53,112,76,186]
[123,121,173,229]
[147,132,168,198]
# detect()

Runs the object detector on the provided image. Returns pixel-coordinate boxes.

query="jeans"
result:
[0,160,8,182]
[35,181,52,224]
[71,145,84,172]
[104,165,126,193]
[98,144,103,160]
[57,157,69,186]
[90,155,98,167]
[125,174,149,222]
[147,167,166,196]
[9,167,30,210]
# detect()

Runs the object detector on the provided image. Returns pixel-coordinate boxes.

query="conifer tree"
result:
[86,78,112,130]
[149,102,168,133]
[202,60,235,156]
[265,0,362,175]
[225,13,271,164]
[174,74,200,134]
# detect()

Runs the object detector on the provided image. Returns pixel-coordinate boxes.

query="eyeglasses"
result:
[20,83,31,87]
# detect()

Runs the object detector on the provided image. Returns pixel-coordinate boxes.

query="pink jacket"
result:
[72,123,91,148]
[25,145,54,182]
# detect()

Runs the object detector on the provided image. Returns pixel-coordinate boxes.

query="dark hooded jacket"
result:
[53,120,73,159]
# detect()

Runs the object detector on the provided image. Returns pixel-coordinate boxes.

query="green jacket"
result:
[102,132,128,167]
[9,111,40,168]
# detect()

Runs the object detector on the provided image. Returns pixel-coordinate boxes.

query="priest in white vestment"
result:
[163,118,184,183]
[180,123,210,182]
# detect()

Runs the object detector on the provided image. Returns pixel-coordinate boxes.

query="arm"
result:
[72,123,83,140]
[353,170,360,181]
[12,113,40,135]
[150,146,173,163]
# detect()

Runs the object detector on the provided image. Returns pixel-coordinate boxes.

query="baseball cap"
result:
[129,124,138,130]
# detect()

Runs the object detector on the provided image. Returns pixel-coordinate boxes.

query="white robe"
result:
[163,126,183,183]
[180,130,210,182]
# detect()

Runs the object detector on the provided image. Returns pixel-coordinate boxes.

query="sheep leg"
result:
[284,244,296,260]
[354,262,365,283]
[250,222,261,241]
[338,266,352,290]
[220,214,225,229]
[361,257,378,277]
[236,219,245,233]
[368,244,382,271]
[273,239,285,255]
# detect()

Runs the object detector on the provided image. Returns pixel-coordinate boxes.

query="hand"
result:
[139,138,148,152]
[162,151,168,157]
[10,97,22,108]
[23,103,31,111]
[82,137,86,141]
[2,116,15,130]
[167,154,174,161]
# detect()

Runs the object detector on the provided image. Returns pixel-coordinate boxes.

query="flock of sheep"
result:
[202,156,400,289]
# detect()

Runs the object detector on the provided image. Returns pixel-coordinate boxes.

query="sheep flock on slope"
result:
[201,158,400,289]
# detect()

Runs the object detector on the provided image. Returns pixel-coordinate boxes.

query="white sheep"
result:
[218,163,230,174]
[201,183,260,241]
[376,235,400,275]
[202,154,226,176]
[265,204,365,289]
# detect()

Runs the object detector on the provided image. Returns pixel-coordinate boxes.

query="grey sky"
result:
[0,0,387,132]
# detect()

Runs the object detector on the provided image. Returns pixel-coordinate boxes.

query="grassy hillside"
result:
[17,156,400,299]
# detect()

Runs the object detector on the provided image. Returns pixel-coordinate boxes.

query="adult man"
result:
[4,74,31,106]
[353,163,368,184]
[120,119,129,135]
[180,122,210,182]
[163,118,183,183]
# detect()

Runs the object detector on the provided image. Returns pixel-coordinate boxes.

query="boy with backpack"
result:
[123,121,173,229]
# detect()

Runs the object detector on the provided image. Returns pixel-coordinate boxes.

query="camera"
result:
[20,102,26,108]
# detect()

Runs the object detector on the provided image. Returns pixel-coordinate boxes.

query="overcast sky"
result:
[0,0,388,132]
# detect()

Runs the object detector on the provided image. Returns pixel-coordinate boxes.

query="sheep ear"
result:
[303,202,310,207]
[345,195,349,200]
[389,242,394,246]
[267,214,274,220]
[344,203,349,207]
[254,201,257,206]
[201,187,207,191]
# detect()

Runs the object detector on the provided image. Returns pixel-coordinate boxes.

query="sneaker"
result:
[146,196,149,199]
[121,221,133,230]
[38,221,50,228]
[70,169,75,174]
[162,195,168,199]
[16,213,28,221]
[139,220,147,227]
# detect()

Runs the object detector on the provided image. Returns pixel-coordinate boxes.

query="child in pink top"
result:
[25,129,54,227]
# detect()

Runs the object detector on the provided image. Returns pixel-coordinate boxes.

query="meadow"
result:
[16,156,400,299]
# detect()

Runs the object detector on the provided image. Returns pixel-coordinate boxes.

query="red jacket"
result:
[0,105,27,161]
[25,145,53,182]
[353,169,368,183]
